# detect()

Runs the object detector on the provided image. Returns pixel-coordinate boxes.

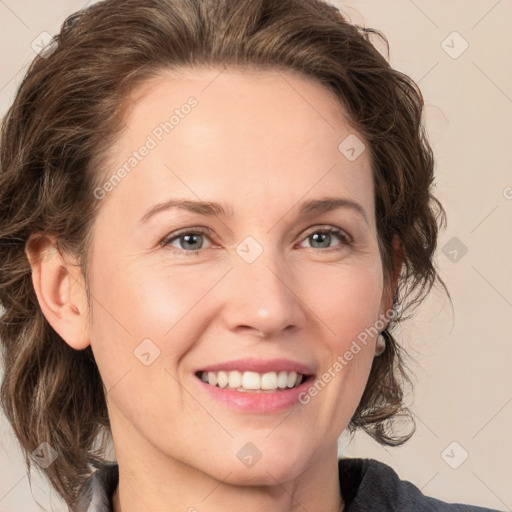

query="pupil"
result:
[311,232,330,248]
[182,234,202,250]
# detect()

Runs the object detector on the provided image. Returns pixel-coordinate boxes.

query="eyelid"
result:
[299,225,353,245]
[159,226,216,248]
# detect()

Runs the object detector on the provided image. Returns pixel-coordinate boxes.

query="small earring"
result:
[375,331,386,356]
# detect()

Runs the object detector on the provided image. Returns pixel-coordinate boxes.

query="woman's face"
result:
[84,67,395,483]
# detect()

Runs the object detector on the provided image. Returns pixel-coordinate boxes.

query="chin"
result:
[208,450,306,487]
[221,463,300,487]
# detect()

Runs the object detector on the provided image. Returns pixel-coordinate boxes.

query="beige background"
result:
[1,0,511,510]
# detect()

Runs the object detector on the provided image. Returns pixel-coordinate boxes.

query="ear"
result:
[25,233,90,350]
[381,234,404,318]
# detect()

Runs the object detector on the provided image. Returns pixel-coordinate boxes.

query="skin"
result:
[26,67,402,512]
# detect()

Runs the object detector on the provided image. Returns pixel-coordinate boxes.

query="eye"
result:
[160,225,352,256]
[161,227,214,255]
[299,226,352,251]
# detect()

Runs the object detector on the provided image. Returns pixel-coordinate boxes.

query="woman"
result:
[0,0,502,510]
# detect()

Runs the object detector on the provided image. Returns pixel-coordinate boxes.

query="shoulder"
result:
[338,457,503,511]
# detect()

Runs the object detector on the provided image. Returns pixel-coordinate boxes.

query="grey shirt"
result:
[76,457,503,511]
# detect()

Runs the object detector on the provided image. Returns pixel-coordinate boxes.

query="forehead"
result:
[131,66,351,135]
[97,66,374,226]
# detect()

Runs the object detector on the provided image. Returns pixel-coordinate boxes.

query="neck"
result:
[113,474,344,512]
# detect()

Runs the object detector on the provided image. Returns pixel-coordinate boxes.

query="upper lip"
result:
[196,358,315,376]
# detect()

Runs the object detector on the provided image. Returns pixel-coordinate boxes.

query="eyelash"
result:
[160,226,353,256]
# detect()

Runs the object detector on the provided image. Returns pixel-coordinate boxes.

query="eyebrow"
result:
[138,196,369,227]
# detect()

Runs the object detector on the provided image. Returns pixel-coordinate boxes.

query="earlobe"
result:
[25,233,91,350]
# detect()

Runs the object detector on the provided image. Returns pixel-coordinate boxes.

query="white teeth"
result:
[216,371,229,388]
[228,370,242,389]
[277,371,288,388]
[199,370,305,391]
[242,371,261,390]
[287,371,298,388]
[261,372,277,390]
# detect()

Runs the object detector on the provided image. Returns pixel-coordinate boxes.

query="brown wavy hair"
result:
[0,0,450,508]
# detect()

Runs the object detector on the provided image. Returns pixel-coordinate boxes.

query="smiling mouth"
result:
[195,370,313,393]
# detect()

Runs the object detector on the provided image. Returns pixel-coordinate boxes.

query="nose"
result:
[220,246,306,339]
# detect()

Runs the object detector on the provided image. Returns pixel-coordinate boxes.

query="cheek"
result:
[299,263,382,422]
[300,256,384,343]
[87,256,228,375]
[301,258,383,392]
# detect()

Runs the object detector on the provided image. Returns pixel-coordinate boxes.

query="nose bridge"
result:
[222,235,304,336]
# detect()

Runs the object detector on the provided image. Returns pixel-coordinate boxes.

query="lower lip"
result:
[195,375,314,413]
